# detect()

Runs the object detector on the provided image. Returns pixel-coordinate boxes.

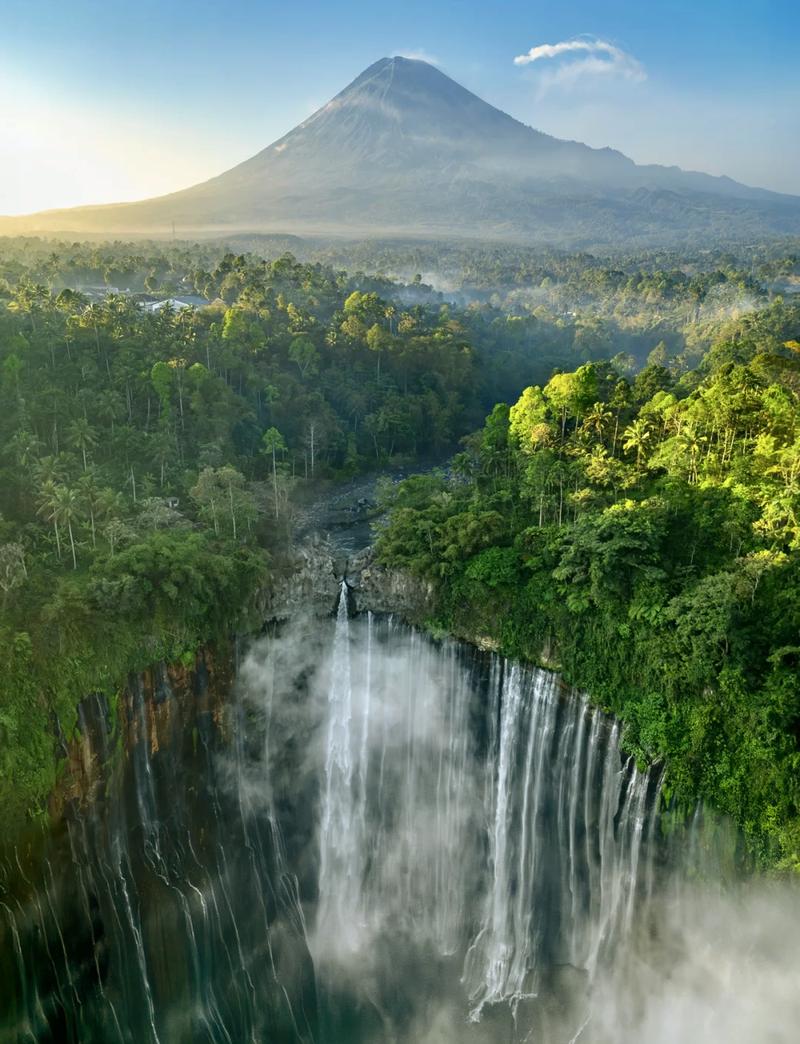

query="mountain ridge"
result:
[3,56,799,246]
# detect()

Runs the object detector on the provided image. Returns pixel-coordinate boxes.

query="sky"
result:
[1,0,799,215]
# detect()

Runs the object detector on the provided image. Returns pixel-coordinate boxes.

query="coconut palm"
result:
[32,454,67,486]
[9,430,43,468]
[78,303,105,352]
[36,480,62,560]
[622,418,654,467]
[7,282,50,333]
[77,471,115,548]
[581,403,612,444]
[52,485,82,570]
[67,417,98,471]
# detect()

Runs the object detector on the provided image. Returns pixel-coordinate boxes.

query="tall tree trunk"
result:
[67,520,77,570]
[272,449,279,520]
[558,475,564,526]
[228,483,237,541]
[309,424,316,477]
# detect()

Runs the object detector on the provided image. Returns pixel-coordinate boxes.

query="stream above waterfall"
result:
[2,588,798,1043]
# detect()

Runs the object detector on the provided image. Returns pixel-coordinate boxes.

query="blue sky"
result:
[1,0,798,213]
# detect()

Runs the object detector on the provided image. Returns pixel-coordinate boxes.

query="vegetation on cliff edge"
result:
[377,301,800,869]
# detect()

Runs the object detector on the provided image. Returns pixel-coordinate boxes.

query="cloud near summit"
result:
[395,49,441,66]
[514,37,645,90]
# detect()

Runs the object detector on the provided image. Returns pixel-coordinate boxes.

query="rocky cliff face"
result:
[257,536,343,621]
[4,637,317,1044]
[347,545,436,621]
[0,532,461,1043]
[259,538,436,624]
[48,646,234,825]
[49,539,431,831]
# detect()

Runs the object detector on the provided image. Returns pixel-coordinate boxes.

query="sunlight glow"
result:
[0,70,230,216]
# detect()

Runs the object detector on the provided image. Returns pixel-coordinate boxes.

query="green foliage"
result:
[2,235,799,857]
[0,529,266,832]
[378,311,800,868]
[464,546,520,589]
[1,237,620,832]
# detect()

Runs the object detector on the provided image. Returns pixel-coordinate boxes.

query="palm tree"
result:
[622,418,654,467]
[678,428,706,484]
[52,486,82,570]
[77,471,112,548]
[67,417,98,471]
[36,481,62,560]
[8,282,50,333]
[95,390,124,434]
[261,427,286,520]
[79,303,104,353]
[33,454,67,486]
[55,287,88,313]
[582,404,612,444]
[10,430,43,469]
[147,429,177,488]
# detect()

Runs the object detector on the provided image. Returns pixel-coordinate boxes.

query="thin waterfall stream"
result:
[1,584,795,1043]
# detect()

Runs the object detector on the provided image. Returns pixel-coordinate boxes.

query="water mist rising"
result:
[4,609,798,1043]
[314,589,478,971]
[290,606,662,1040]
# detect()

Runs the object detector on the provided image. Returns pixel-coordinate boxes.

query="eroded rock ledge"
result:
[259,538,435,624]
[348,546,435,622]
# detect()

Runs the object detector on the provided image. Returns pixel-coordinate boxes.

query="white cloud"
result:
[395,49,441,66]
[514,37,645,92]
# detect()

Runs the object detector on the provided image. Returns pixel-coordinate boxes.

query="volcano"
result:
[4,56,799,246]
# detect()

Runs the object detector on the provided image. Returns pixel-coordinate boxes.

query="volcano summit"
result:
[4,56,800,246]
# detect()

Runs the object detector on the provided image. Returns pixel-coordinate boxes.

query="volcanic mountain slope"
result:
[4,56,800,246]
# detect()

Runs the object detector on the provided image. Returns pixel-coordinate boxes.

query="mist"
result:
[225,605,800,1042]
[580,881,800,1044]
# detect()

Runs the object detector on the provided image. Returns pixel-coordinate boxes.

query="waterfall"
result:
[316,581,365,953]
[2,612,668,1044]
[1,666,317,1044]
[461,663,656,1020]
[308,613,663,1038]
[314,597,477,964]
